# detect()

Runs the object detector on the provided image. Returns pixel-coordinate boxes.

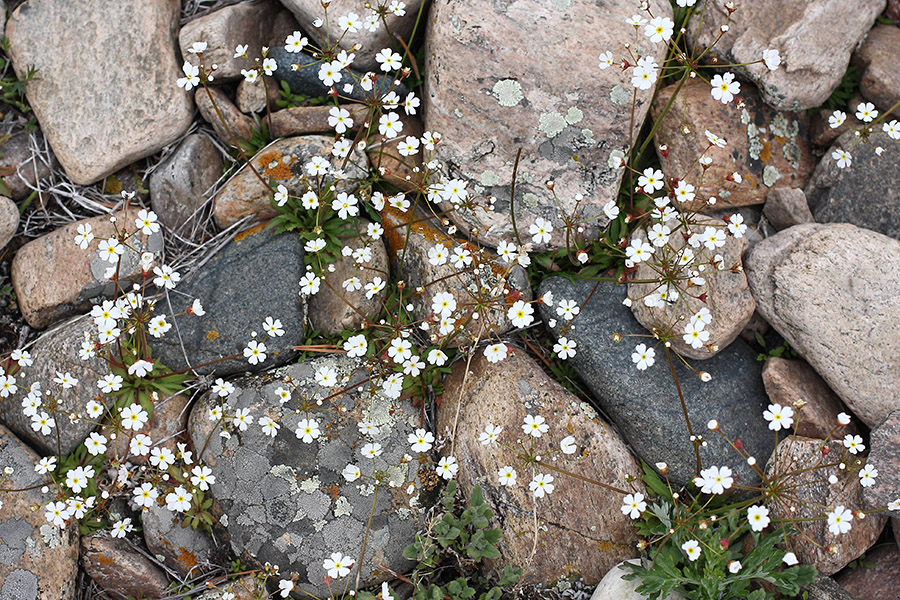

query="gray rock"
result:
[764,187,814,231]
[862,410,900,513]
[591,561,684,600]
[278,0,425,72]
[425,0,672,250]
[0,425,79,600]
[0,315,109,456]
[188,354,423,598]
[5,0,193,184]
[0,196,18,251]
[150,227,304,377]
[150,134,223,233]
[538,277,774,487]
[745,223,900,427]
[142,501,219,578]
[179,0,282,82]
[628,216,755,360]
[0,130,52,200]
[806,131,900,240]
[269,47,408,103]
[688,0,884,111]
[804,577,858,600]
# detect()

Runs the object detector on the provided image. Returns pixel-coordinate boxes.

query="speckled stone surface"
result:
[652,79,815,211]
[5,0,193,184]
[0,315,110,456]
[188,355,425,597]
[0,425,79,600]
[424,0,671,250]
[11,210,163,329]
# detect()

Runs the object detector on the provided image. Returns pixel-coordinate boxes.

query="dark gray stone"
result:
[188,355,423,598]
[150,227,304,377]
[806,131,900,240]
[269,46,408,103]
[142,501,218,578]
[804,577,857,600]
[0,315,108,456]
[538,277,775,487]
[149,133,223,233]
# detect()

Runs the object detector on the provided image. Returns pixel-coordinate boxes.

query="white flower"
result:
[859,464,878,487]
[342,464,361,482]
[479,424,502,445]
[243,340,267,365]
[762,48,781,71]
[559,435,577,455]
[827,505,853,535]
[323,552,354,578]
[529,218,553,244]
[747,505,770,532]
[763,403,793,431]
[436,456,458,480]
[484,343,508,363]
[682,539,701,561]
[522,414,549,438]
[498,466,517,487]
[529,473,555,498]
[621,493,647,519]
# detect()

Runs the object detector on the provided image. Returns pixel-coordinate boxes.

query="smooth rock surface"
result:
[688,0,885,111]
[308,220,389,335]
[854,24,900,117]
[81,534,170,600]
[762,357,860,439]
[6,0,193,184]
[267,103,367,138]
[590,561,684,600]
[142,501,219,578]
[0,315,109,456]
[196,86,256,146]
[0,425,79,600]
[278,0,425,72]
[0,196,18,251]
[835,542,900,600]
[628,216,755,360]
[367,114,425,193]
[653,79,815,211]
[213,135,366,228]
[425,0,672,250]
[806,131,900,240]
[235,75,279,114]
[150,226,304,377]
[180,0,281,82]
[107,392,190,466]
[11,210,163,329]
[188,355,423,598]
[766,436,886,576]
[150,133,223,233]
[538,277,775,487]
[861,410,900,512]
[439,351,642,585]
[381,207,531,347]
[0,130,52,200]
[745,223,900,427]
[763,187,814,230]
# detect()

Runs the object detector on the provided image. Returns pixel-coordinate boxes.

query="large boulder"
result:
[5,0,193,184]
[188,355,424,598]
[424,0,672,250]
[538,277,774,487]
[438,351,642,585]
[745,223,900,427]
[688,0,885,111]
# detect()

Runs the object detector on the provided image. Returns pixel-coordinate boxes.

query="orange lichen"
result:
[234,223,264,242]
[257,151,296,180]
[759,140,772,163]
[97,554,115,566]
[206,331,220,341]
[177,547,198,568]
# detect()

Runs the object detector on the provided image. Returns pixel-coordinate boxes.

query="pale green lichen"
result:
[300,475,321,494]
[480,170,502,186]
[39,524,61,548]
[492,79,524,107]
[770,113,789,138]
[552,0,571,9]
[522,192,540,208]
[582,128,595,143]
[763,165,782,186]
[580,401,599,421]
[783,140,802,169]
[609,85,631,106]
[565,107,584,125]
[741,108,751,125]
[538,112,567,138]
[333,496,353,518]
